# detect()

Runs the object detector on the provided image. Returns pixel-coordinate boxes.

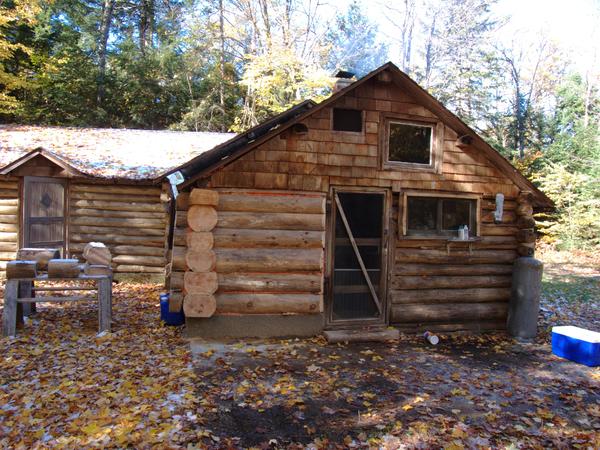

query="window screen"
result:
[388,122,432,164]
[406,196,476,236]
[333,108,362,132]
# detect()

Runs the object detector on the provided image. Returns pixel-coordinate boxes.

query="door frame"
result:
[325,186,392,328]
[21,176,68,255]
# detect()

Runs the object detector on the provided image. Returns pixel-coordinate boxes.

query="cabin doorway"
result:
[22,177,66,255]
[327,189,389,326]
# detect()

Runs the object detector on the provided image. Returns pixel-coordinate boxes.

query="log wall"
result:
[0,177,19,276]
[68,183,168,275]
[213,189,325,316]
[390,193,518,332]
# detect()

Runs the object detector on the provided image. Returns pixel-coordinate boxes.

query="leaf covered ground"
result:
[0,249,599,449]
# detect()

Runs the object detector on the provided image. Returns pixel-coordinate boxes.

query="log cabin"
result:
[162,62,552,339]
[0,126,234,278]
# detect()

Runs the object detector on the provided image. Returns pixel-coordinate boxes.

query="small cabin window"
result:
[332,108,362,132]
[388,122,432,165]
[405,196,477,237]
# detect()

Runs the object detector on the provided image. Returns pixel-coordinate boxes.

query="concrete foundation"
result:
[184,314,325,339]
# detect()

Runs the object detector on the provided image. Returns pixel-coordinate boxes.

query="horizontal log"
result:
[394,249,517,264]
[184,293,216,317]
[215,248,323,273]
[176,192,189,211]
[48,259,81,278]
[70,199,164,212]
[6,261,37,279]
[70,208,165,219]
[213,228,324,249]
[173,228,186,247]
[113,265,164,273]
[0,214,18,224]
[172,246,186,271]
[391,302,508,323]
[0,205,18,215]
[0,223,18,233]
[188,205,218,232]
[0,231,17,242]
[70,191,159,203]
[216,293,321,314]
[69,225,165,237]
[393,263,513,276]
[481,199,516,210]
[218,272,322,293]
[0,189,18,197]
[111,245,165,257]
[217,212,325,231]
[0,198,18,206]
[0,251,17,260]
[481,210,516,224]
[170,271,184,290]
[394,320,506,333]
[70,184,161,196]
[0,181,18,189]
[176,211,188,228]
[189,189,219,206]
[186,231,214,251]
[70,234,164,247]
[184,271,218,294]
[218,192,325,214]
[17,248,61,270]
[70,216,165,229]
[112,255,165,266]
[185,249,216,272]
[391,287,511,304]
[0,242,17,252]
[392,275,512,290]
[480,225,520,236]
[395,236,517,250]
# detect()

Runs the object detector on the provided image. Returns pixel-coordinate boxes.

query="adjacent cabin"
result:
[162,62,552,338]
[0,126,233,277]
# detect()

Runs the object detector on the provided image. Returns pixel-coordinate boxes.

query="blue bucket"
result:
[160,293,185,326]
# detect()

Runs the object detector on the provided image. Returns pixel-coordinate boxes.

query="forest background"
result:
[1,0,599,250]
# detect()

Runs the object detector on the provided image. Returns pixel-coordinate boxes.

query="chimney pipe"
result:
[333,70,355,92]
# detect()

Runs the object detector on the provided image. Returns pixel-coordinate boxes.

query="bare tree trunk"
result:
[219,0,226,131]
[139,0,154,55]
[423,14,437,88]
[97,0,115,108]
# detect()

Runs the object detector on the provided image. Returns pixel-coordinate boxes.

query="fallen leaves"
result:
[0,282,200,448]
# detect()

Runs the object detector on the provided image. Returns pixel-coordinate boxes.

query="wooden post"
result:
[18,280,35,317]
[2,279,19,337]
[98,277,112,333]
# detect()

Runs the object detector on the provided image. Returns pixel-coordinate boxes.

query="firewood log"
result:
[6,260,37,279]
[83,242,112,266]
[16,248,60,271]
[48,259,81,278]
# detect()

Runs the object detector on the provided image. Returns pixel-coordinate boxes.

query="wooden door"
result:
[23,177,66,254]
[328,190,389,325]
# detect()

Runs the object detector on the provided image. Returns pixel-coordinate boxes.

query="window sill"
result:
[401,235,481,241]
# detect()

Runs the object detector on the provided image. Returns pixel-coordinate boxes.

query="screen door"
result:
[23,177,66,253]
[329,191,387,323]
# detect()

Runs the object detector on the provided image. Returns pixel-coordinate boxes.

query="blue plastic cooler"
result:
[552,326,600,367]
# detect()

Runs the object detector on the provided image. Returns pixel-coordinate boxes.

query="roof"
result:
[172,62,553,209]
[0,125,235,181]
[163,100,317,187]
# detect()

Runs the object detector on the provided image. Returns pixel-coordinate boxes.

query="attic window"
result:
[381,114,443,172]
[332,108,362,132]
[388,122,432,164]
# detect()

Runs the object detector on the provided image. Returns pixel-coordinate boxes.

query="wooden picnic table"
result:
[2,274,112,337]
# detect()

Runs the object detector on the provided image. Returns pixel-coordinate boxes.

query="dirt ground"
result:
[0,249,598,448]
